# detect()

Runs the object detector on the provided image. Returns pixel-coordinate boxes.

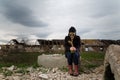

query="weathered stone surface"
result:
[38,54,67,68]
[104,44,120,80]
[26,67,34,72]
[39,74,49,79]
[7,65,17,71]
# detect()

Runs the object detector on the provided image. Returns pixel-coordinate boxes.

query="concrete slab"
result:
[38,54,67,68]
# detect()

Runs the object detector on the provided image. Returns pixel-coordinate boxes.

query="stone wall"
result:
[104,45,120,80]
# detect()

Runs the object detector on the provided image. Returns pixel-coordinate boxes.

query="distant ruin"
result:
[0,39,120,54]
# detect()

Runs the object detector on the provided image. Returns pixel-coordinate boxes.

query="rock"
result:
[39,74,49,80]
[26,67,34,72]
[7,65,16,71]
[52,67,58,73]
[38,54,67,68]
[12,76,21,80]
[104,45,120,80]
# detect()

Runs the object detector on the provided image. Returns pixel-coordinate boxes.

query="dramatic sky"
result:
[0,0,120,44]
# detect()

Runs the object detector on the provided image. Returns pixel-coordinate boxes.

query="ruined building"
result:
[0,39,120,53]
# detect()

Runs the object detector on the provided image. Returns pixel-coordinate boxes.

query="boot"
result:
[68,65,73,75]
[73,65,79,76]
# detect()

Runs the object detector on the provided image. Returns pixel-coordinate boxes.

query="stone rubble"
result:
[0,65,104,80]
[7,65,16,71]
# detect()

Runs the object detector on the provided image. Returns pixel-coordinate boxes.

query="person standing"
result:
[64,26,81,76]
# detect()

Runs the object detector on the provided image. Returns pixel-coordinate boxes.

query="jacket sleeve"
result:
[64,36,70,52]
[75,36,81,50]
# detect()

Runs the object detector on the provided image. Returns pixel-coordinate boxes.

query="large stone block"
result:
[38,54,67,68]
[104,45,120,80]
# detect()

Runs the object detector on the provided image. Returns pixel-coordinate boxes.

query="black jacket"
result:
[64,35,81,52]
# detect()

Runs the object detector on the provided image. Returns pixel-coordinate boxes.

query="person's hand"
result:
[70,47,76,53]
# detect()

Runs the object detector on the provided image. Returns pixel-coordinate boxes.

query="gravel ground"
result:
[0,65,104,80]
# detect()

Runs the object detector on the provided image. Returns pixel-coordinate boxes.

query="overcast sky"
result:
[0,0,120,44]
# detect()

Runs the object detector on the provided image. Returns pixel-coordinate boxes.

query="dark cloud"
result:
[1,0,48,27]
[36,33,50,38]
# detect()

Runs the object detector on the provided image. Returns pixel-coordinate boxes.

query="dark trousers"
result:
[66,51,80,65]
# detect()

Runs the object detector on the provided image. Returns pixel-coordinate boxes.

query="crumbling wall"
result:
[104,45,120,80]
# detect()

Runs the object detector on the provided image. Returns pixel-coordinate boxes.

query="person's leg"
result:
[73,52,80,76]
[66,52,73,75]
